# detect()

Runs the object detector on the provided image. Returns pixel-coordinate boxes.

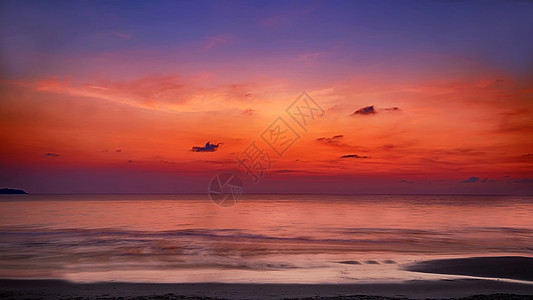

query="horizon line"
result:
[3,192,532,196]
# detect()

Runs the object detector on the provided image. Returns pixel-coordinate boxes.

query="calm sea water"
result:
[0,194,532,283]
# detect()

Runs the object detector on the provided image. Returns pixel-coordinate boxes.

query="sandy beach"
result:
[2,256,532,299]
[1,278,533,299]
[1,257,533,299]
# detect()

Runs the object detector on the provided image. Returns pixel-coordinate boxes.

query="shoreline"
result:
[1,278,532,300]
[1,256,533,299]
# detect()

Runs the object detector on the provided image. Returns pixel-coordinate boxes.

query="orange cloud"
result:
[1,71,532,183]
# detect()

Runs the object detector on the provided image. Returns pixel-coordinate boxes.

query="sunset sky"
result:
[1,0,532,194]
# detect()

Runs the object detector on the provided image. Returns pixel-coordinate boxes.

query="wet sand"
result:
[403,256,533,281]
[1,278,532,299]
[1,256,532,299]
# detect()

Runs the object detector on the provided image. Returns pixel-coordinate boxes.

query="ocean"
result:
[0,194,532,284]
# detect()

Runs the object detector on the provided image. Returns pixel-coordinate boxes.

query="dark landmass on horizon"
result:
[0,188,27,194]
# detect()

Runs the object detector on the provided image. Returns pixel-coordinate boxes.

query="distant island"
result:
[0,188,27,194]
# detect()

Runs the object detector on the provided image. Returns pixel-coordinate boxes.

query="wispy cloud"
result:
[316,135,366,154]
[513,178,533,184]
[198,159,234,164]
[351,105,400,116]
[340,154,370,159]
[243,108,255,116]
[495,109,533,134]
[383,107,400,112]
[271,169,298,173]
[112,31,132,40]
[316,134,344,146]
[204,35,229,50]
[460,176,480,183]
[44,153,60,157]
[9,75,269,113]
[432,148,486,157]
